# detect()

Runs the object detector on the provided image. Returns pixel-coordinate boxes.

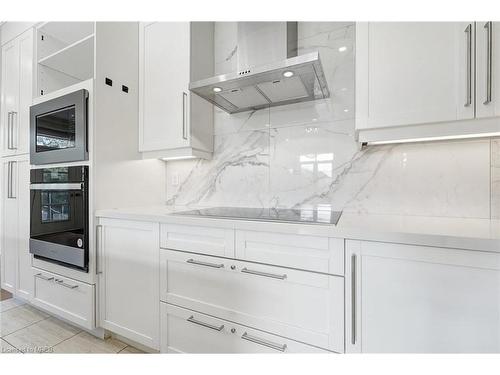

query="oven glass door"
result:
[35,106,76,152]
[30,166,88,271]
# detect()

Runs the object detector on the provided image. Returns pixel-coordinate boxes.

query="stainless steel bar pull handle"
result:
[55,278,78,289]
[7,161,16,199]
[241,267,287,280]
[187,315,224,331]
[241,332,287,352]
[10,111,17,149]
[484,21,493,105]
[96,225,103,275]
[35,273,54,281]
[351,254,357,345]
[464,24,473,107]
[7,112,14,150]
[186,258,224,269]
[7,161,12,198]
[182,92,188,140]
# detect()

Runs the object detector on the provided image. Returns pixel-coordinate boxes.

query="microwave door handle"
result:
[30,183,83,190]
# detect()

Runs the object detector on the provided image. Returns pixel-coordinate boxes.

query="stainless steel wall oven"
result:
[30,166,89,271]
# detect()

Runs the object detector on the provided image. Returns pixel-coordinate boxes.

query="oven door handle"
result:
[30,183,83,190]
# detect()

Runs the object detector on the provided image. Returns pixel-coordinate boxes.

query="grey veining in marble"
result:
[165,22,498,220]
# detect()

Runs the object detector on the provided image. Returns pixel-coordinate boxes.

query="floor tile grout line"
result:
[117,346,129,354]
[3,323,83,354]
[46,329,83,353]
[0,337,21,354]
[1,314,51,346]
[0,301,28,314]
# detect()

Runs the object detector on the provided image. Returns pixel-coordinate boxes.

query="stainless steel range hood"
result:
[189,22,330,114]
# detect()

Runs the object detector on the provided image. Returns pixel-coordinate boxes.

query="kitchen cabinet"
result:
[356,22,500,143]
[1,27,34,156]
[31,268,95,329]
[0,155,31,299]
[97,218,160,349]
[161,303,329,353]
[235,230,344,275]
[160,223,235,258]
[160,249,344,352]
[138,22,214,160]
[345,240,500,353]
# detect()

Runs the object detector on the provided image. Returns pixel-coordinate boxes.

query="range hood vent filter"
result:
[189,22,330,114]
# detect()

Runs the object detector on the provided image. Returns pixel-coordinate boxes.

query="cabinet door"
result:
[1,39,20,156]
[16,157,31,299]
[356,22,474,130]
[1,159,19,293]
[139,22,191,152]
[476,21,500,118]
[346,240,500,353]
[98,218,160,350]
[16,29,34,155]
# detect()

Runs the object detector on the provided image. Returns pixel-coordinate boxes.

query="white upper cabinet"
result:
[1,28,33,156]
[356,22,500,143]
[139,22,214,160]
[476,22,500,118]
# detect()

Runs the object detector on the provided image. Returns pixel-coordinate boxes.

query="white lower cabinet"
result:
[345,240,500,353]
[0,155,31,299]
[160,303,329,354]
[160,249,344,352]
[160,223,234,258]
[97,218,160,350]
[31,268,95,330]
[235,230,344,275]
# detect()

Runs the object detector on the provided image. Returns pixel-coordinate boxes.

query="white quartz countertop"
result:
[95,206,500,253]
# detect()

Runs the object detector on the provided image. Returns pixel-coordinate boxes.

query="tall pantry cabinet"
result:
[0,26,34,299]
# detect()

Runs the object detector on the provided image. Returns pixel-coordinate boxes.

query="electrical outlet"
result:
[171,173,180,187]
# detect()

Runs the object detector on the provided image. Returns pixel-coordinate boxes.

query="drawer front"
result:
[160,223,235,258]
[160,249,344,352]
[31,268,95,330]
[161,303,330,353]
[235,230,344,275]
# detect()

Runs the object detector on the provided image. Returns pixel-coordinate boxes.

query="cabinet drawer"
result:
[160,250,344,352]
[236,230,344,275]
[31,268,95,330]
[161,303,330,353]
[160,223,234,257]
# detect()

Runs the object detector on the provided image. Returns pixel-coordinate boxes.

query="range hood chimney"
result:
[189,22,330,114]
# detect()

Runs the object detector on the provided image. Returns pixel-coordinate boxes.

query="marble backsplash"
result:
[165,22,500,220]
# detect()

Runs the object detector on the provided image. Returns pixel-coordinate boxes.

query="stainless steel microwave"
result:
[30,89,89,165]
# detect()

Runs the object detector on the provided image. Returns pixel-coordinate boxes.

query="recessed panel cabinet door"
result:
[139,22,191,151]
[98,219,160,350]
[345,240,500,353]
[357,22,475,130]
[476,21,500,118]
[1,39,20,156]
[1,159,19,293]
[16,29,34,155]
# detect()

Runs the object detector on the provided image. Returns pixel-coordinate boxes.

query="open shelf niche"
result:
[36,22,95,96]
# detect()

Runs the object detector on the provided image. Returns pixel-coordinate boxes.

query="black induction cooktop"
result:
[173,207,342,225]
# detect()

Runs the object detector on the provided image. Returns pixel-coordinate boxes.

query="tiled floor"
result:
[0,290,144,354]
